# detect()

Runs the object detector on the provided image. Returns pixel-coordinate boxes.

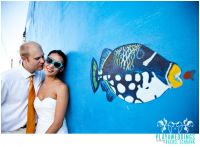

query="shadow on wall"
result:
[64,51,93,133]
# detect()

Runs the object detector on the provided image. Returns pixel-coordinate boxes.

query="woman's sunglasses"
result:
[46,56,63,69]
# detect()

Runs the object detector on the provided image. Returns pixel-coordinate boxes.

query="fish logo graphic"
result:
[90,43,183,103]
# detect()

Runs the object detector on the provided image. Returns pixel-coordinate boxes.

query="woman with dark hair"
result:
[34,50,68,133]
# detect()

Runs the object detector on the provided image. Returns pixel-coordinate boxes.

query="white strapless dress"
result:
[34,97,68,134]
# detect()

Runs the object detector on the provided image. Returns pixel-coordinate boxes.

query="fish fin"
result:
[101,81,116,102]
[106,92,115,102]
[90,58,100,93]
[101,82,106,91]
[99,48,112,69]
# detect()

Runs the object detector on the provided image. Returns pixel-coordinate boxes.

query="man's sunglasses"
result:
[46,56,63,69]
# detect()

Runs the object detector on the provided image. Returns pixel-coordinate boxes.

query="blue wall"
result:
[26,1,199,133]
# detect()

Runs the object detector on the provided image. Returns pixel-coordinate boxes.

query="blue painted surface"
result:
[26,1,199,133]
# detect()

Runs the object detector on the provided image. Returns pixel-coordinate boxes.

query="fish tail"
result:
[91,58,100,93]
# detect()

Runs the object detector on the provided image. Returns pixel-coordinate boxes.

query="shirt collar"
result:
[20,63,36,79]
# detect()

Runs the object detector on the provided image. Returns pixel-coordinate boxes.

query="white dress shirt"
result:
[1,64,44,132]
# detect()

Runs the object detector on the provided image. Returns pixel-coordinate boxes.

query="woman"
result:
[34,50,68,133]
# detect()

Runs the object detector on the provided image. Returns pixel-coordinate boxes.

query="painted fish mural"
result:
[90,43,183,103]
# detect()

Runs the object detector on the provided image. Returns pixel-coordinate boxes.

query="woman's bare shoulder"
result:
[56,80,68,91]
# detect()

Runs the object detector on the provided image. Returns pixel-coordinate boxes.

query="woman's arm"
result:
[45,84,68,133]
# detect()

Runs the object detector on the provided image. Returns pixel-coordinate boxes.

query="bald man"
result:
[1,41,45,133]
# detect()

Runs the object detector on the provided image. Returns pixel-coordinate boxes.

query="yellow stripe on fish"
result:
[167,64,183,88]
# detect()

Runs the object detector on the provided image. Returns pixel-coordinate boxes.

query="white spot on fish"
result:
[110,80,114,86]
[117,83,126,93]
[108,75,111,79]
[141,72,149,88]
[103,75,107,80]
[136,72,169,102]
[125,74,132,81]
[125,96,134,103]
[128,83,135,90]
[111,86,116,94]
[135,74,141,82]
[98,70,103,75]
[118,94,124,100]
[135,100,142,103]
[115,74,121,81]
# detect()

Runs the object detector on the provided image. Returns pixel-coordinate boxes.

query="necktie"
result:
[26,76,36,133]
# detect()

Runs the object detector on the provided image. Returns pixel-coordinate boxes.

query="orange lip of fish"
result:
[167,64,183,88]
